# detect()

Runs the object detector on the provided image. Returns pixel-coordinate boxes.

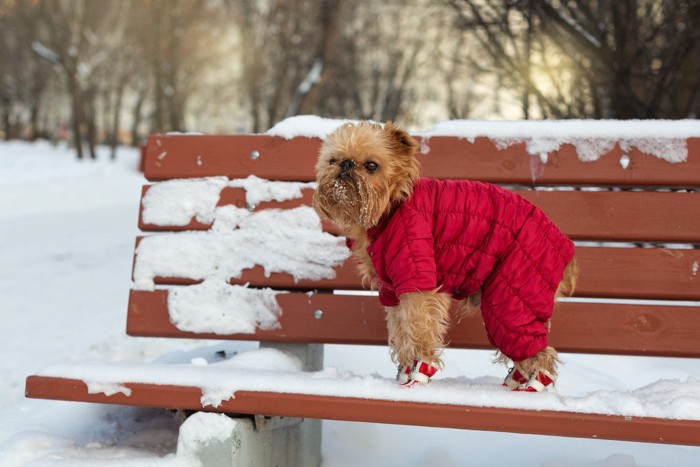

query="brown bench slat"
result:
[518,191,700,243]
[420,137,700,188]
[25,376,700,446]
[144,135,700,187]
[127,290,700,358]
[138,187,700,243]
[574,247,700,300]
[139,247,700,301]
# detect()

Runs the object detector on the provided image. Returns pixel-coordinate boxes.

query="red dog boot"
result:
[396,363,411,384]
[503,367,529,390]
[401,360,438,388]
[515,369,555,392]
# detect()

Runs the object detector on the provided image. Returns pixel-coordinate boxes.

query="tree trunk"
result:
[30,98,41,141]
[111,79,126,159]
[296,0,344,115]
[152,61,165,132]
[131,85,146,147]
[68,72,85,160]
[84,87,98,160]
[522,0,533,119]
[1,101,11,140]
[86,114,98,160]
[102,87,112,145]
[168,96,184,132]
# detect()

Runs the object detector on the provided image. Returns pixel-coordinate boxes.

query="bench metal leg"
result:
[181,343,324,466]
[259,341,324,372]
[182,415,322,467]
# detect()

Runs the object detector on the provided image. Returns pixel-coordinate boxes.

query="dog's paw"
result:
[397,359,438,387]
[503,367,529,389]
[512,369,555,392]
[396,364,411,384]
[399,379,428,389]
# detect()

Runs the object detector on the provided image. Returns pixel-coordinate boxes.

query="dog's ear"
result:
[384,121,419,156]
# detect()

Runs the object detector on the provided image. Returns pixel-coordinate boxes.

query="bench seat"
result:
[26,362,700,446]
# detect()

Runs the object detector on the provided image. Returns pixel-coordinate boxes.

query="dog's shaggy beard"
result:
[314,175,388,231]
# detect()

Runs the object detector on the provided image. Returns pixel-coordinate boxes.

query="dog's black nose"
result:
[340,160,355,172]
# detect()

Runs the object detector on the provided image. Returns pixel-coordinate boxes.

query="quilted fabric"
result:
[364,178,575,361]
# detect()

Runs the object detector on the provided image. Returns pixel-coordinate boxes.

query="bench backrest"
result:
[128,131,700,358]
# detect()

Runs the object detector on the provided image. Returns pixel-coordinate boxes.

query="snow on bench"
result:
[36,351,700,421]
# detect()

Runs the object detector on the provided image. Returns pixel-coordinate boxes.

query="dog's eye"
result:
[365,161,379,173]
[328,158,337,165]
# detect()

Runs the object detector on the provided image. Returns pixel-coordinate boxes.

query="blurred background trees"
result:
[1,0,699,157]
[447,0,700,119]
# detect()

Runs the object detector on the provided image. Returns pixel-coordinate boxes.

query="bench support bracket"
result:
[185,415,322,467]
[190,342,324,466]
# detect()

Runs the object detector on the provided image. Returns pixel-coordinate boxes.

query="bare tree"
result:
[0,0,55,140]
[33,0,128,158]
[446,0,700,119]
[143,0,207,133]
[232,0,454,129]
[7,0,697,151]
[231,0,322,132]
[289,0,344,116]
[439,34,479,119]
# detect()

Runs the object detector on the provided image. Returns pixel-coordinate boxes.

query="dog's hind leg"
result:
[505,258,576,391]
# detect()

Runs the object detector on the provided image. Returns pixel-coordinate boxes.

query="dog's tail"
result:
[555,257,579,300]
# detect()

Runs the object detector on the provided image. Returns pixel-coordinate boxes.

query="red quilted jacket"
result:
[362,178,575,361]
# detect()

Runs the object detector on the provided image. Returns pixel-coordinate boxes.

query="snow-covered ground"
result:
[1,139,699,466]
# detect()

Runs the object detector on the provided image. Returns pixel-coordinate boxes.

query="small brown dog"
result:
[313,121,577,391]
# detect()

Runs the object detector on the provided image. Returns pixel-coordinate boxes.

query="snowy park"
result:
[2,1,700,466]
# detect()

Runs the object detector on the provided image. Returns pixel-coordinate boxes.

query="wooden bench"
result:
[26,124,700,463]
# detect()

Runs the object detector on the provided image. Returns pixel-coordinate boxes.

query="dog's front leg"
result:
[385,304,408,369]
[386,291,452,375]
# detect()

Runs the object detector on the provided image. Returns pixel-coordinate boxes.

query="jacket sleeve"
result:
[378,282,399,307]
[384,208,437,297]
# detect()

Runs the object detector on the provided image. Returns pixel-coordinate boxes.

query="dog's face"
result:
[313,121,420,231]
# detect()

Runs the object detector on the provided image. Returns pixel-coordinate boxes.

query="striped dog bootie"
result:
[399,359,438,388]
[513,369,555,392]
[503,367,529,390]
[396,363,412,384]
